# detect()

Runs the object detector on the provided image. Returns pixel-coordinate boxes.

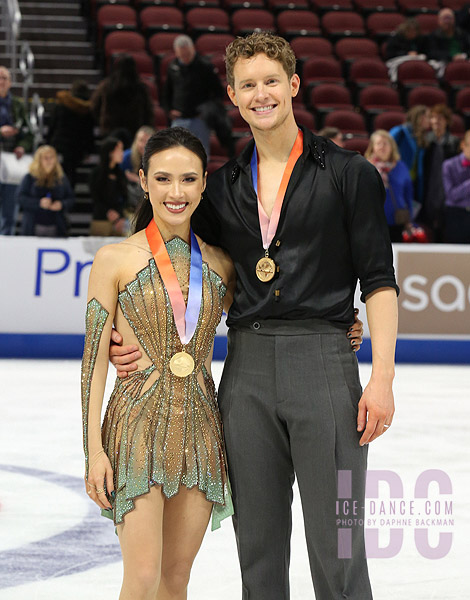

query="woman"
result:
[390,104,431,207]
[365,130,414,242]
[89,136,128,236]
[91,55,154,141]
[82,128,235,599]
[121,125,155,209]
[17,145,74,236]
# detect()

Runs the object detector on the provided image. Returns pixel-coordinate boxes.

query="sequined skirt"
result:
[100,365,233,529]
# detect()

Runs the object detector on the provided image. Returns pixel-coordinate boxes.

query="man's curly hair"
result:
[225,32,297,89]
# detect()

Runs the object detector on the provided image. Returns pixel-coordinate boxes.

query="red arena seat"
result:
[148,32,180,57]
[342,136,370,154]
[195,33,235,56]
[310,0,353,11]
[293,107,316,130]
[186,8,231,35]
[309,84,353,113]
[231,9,276,36]
[397,60,438,89]
[407,86,447,108]
[335,38,379,62]
[104,31,146,58]
[367,12,405,40]
[267,0,309,12]
[139,7,184,35]
[396,0,440,14]
[96,5,137,43]
[223,0,265,11]
[415,14,439,34]
[349,58,390,87]
[354,0,397,14]
[373,110,406,131]
[321,11,366,40]
[359,85,401,113]
[277,10,321,38]
[456,88,470,118]
[323,110,368,136]
[302,57,344,88]
[290,36,333,60]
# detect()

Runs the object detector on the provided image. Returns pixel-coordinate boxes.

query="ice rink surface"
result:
[0,359,469,599]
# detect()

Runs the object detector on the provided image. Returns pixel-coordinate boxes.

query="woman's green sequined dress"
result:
[82,238,233,530]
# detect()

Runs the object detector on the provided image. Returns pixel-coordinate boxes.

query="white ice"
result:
[0,360,469,599]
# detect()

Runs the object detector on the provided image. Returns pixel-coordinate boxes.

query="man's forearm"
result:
[365,287,398,382]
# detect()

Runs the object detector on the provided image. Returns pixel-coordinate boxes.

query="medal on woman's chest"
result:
[146,219,203,377]
[251,130,303,283]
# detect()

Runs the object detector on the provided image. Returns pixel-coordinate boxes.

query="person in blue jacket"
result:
[366,129,414,242]
[389,105,431,208]
[17,145,74,236]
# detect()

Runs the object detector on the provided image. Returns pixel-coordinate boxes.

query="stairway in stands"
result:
[0,0,102,236]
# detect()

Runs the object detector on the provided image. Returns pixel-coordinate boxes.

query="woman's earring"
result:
[144,192,149,201]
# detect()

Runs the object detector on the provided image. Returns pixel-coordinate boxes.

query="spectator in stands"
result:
[48,80,95,188]
[0,65,34,235]
[89,136,128,236]
[162,35,234,160]
[121,125,155,210]
[365,130,414,243]
[427,8,470,62]
[428,104,460,160]
[456,3,470,33]
[16,145,74,237]
[442,130,470,243]
[390,105,431,206]
[414,104,460,242]
[318,126,344,147]
[385,19,427,61]
[91,55,154,142]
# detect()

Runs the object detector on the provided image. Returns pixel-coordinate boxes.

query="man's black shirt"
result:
[192,127,399,328]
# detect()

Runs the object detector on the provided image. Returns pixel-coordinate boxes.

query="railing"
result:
[29,93,45,151]
[3,0,44,148]
[19,41,34,107]
[5,0,21,83]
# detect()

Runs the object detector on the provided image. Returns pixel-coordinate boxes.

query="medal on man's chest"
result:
[251,130,303,283]
[256,252,276,282]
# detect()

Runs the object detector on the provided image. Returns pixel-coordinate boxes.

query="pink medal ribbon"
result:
[251,130,303,282]
[146,218,203,376]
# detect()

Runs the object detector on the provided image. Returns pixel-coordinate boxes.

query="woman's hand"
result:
[85,450,114,510]
[348,309,364,352]
[39,197,52,209]
[50,200,63,211]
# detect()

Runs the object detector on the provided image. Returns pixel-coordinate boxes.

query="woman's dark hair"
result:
[96,136,121,184]
[133,127,208,233]
[108,55,140,96]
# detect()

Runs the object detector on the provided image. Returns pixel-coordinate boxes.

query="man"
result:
[161,35,234,159]
[111,33,398,599]
[442,129,470,243]
[0,66,33,235]
[317,126,344,147]
[427,8,470,62]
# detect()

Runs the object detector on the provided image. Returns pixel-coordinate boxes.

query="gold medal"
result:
[169,351,195,377]
[256,255,276,282]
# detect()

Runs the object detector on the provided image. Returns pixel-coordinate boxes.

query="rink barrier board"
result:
[1,237,470,363]
[1,334,470,364]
